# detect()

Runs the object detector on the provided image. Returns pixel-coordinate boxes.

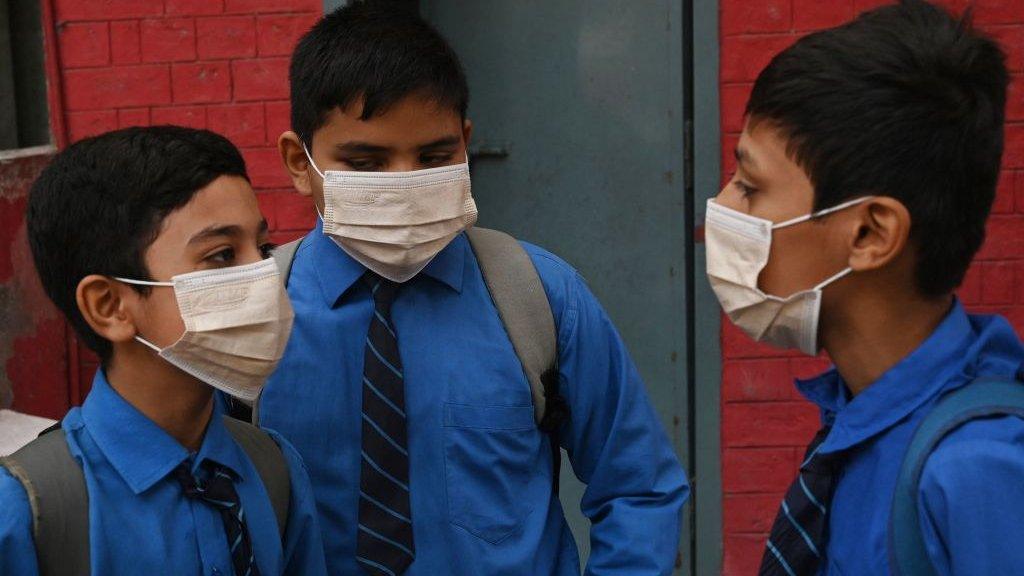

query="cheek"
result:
[758,224,838,298]
[136,291,186,346]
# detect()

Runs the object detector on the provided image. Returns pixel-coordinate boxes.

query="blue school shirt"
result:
[0,370,328,576]
[258,222,689,575]
[800,301,1024,575]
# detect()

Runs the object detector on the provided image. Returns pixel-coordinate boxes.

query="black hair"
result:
[289,0,469,144]
[746,0,1009,297]
[26,125,249,362]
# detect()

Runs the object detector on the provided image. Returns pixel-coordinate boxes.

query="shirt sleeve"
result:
[917,414,1024,576]
[262,429,329,576]
[527,246,690,576]
[0,466,40,576]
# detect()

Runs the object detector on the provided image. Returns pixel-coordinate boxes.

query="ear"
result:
[278,130,314,198]
[76,275,138,346]
[462,118,473,151]
[846,197,912,273]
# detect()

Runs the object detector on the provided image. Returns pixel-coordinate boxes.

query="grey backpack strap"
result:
[244,236,306,426]
[271,238,303,287]
[466,227,560,426]
[222,417,290,540]
[0,428,90,576]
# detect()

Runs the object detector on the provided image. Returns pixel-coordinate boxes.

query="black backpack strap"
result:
[889,377,1024,576]
[465,227,567,493]
[0,427,89,576]
[222,416,290,539]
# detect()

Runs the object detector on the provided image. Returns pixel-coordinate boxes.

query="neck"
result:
[105,345,214,452]
[821,290,953,396]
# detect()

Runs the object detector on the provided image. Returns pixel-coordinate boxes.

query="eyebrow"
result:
[418,136,461,151]
[335,142,391,154]
[187,219,269,246]
[734,147,757,169]
[333,136,462,155]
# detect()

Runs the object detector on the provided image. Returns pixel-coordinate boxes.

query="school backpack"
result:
[889,376,1024,575]
[241,228,570,490]
[0,416,290,576]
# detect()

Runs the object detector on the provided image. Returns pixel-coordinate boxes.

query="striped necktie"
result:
[357,273,415,576]
[174,461,260,576]
[759,426,841,576]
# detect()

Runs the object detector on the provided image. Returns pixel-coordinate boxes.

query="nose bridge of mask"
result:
[303,143,473,226]
[704,199,774,291]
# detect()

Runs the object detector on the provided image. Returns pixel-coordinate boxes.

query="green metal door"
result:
[420,1,693,572]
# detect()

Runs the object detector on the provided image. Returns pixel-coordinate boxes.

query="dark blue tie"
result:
[357,273,415,576]
[760,427,841,576]
[174,461,260,576]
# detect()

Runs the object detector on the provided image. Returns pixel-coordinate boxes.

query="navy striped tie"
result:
[357,273,415,576]
[759,427,841,576]
[174,462,260,576]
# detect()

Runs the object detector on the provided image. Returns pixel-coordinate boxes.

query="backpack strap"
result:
[889,377,1024,576]
[0,428,89,576]
[235,237,307,427]
[271,238,303,287]
[465,227,568,492]
[222,416,290,539]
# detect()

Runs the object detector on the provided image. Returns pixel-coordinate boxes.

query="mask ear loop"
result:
[813,267,854,291]
[302,142,327,180]
[772,196,875,230]
[111,277,174,354]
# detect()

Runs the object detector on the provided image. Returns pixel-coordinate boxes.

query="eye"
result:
[345,158,383,171]
[734,180,758,198]
[207,247,236,264]
[421,152,454,166]
[259,242,277,259]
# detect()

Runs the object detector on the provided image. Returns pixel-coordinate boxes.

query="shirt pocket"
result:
[443,403,541,543]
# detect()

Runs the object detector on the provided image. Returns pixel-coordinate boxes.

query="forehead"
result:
[312,93,464,149]
[158,175,262,238]
[738,120,810,182]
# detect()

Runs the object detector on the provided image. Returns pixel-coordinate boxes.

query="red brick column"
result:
[49,0,322,400]
[718,1,1024,573]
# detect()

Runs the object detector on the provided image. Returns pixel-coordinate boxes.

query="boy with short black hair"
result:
[705,1,1023,574]
[0,126,327,576]
[259,1,689,574]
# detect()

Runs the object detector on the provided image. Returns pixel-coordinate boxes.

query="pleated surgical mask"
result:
[116,258,294,401]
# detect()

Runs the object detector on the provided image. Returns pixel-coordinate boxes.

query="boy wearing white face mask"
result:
[707,2,1024,575]
[0,126,327,576]
[257,2,689,575]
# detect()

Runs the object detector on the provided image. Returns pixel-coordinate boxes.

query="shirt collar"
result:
[309,219,467,307]
[797,299,978,455]
[81,370,249,494]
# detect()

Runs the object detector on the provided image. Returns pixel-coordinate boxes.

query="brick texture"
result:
[719,1,1024,573]
[50,0,321,402]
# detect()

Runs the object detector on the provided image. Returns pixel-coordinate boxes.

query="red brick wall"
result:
[48,0,321,399]
[719,1,1024,573]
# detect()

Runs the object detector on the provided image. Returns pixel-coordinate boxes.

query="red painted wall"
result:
[719,1,1024,574]
[13,0,1024,571]
[44,0,322,401]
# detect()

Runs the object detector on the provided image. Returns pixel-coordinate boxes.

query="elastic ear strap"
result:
[134,335,162,353]
[773,196,875,230]
[301,143,326,180]
[813,267,854,291]
[114,277,173,287]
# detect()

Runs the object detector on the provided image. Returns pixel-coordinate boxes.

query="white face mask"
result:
[304,144,478,283]
[704,196,871,355]
[116,258,295,401]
